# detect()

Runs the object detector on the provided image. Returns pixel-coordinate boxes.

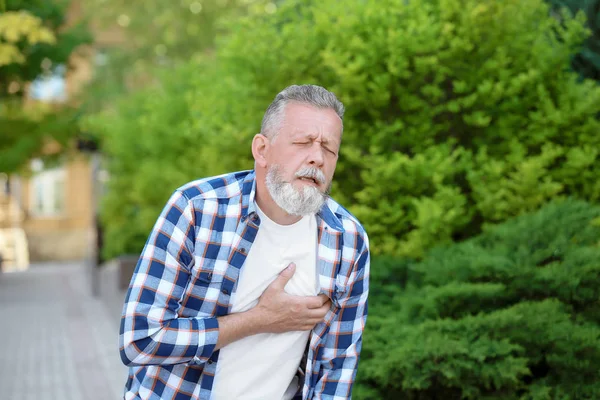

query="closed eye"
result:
[294,141,337,155]
[323,146,337,156]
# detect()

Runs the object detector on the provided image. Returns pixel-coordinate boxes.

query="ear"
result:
[251,134,270,168]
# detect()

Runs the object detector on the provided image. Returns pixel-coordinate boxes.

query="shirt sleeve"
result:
[119,190,219,367]
[312,242,370,399]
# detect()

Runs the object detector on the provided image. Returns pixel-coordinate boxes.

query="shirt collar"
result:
[240,170,345,233]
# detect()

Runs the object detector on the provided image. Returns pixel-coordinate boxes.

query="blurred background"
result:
[1,0,600,398]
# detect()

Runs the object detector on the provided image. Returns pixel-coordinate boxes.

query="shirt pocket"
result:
[179,267,223,317]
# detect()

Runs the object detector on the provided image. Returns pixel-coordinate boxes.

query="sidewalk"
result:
[0,262,127,400]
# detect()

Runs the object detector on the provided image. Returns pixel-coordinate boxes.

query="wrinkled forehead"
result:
[286,130,341,148]
[280,103,343,144]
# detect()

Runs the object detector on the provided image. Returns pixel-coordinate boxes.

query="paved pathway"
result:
[0,262,127,399]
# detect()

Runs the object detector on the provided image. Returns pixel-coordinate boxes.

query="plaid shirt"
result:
[119,170,370,400]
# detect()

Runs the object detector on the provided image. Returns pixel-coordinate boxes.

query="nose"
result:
[308,142,324,167]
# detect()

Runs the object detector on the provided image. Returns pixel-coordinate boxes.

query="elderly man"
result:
[119,84,370,400]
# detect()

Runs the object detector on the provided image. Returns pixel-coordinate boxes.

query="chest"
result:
[179,216,354,318]
[232,223,320,311]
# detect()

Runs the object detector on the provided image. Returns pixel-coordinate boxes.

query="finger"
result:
[270,263,296,290]
[308,303,331,318]
[305,294,330,309]
[307,311,328,321]
[317,294,329,305]
[305,317,325,328]
[317,299,331,311]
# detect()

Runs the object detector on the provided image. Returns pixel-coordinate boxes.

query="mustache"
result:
[295,167,326,184]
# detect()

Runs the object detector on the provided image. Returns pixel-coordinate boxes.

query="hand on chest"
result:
[230,219,319,312]
[249,228,318,290]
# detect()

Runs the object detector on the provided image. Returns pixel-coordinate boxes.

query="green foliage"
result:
[0,0,92,173]
[547,0,600,81]
[80,0,273,115]
[1,0,92,98]
[83,60,258,257]
[356,199,600,399]
[85,0,272,64]
[0,10,55,66]
[0,104,81,172]
[89,0,600,259]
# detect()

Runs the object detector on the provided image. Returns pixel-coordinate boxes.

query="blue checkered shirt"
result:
[119,170,370,399]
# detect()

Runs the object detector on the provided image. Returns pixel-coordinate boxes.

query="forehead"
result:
[280,102,342,144]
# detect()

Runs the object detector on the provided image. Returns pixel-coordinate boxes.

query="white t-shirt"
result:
[210,204,319,400]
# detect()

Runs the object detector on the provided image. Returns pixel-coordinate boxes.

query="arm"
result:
[119,190,221,367]
[119,193,329,367]
[217,264,331,350]
[312,244,370,399]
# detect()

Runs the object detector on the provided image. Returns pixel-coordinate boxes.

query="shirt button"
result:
[240,248,247,255]
[207,273,212,280]
[207,359,213,364]
[221,288,229,295]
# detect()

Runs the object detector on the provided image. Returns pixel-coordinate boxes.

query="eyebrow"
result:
[296,133,339,147]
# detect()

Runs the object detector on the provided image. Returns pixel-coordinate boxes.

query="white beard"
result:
[265,165,328,216]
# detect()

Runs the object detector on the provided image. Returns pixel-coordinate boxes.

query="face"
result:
[255,102,343,216]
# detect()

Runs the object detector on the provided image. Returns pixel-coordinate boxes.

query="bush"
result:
[356,199,600,399]
[84,58,266,258]
[88,0,600,259]
[547,0,600,81]
[216,0,600,257]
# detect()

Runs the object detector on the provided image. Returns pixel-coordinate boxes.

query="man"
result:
[119,84,370,400]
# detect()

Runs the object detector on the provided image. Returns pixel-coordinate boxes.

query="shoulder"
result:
[325,197,370,251]
[175,170,252,202]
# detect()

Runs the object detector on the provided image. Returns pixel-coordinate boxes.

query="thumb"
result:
[273,263,296,289]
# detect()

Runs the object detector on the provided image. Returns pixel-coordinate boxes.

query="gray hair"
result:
[260,84,345,141]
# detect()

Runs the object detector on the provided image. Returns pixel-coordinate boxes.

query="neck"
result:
[255,171,303,226]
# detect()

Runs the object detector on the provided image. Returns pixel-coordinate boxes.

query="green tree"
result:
[356,199,600,399]
[93,0,600,259]
[0,7,55,68]
[211,0,600,257]
[85,0,275,64]
[0,0,92,172]
[548,0,600,81]
[80,0,274,114]
[83,59,257,257]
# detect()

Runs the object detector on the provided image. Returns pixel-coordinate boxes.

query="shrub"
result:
[217,0,600,257]
[356,199,600,399]
[546,0,600,81]
[88,0,600,259]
